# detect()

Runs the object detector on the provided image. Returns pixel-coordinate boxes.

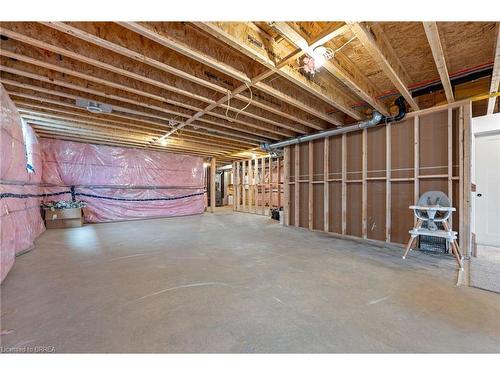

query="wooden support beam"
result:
[271,22,391,117]
[15,102,252,151]
[210,157,216,213]
[362,128,368,239]
[242,161,247,212]
[261,158,265,216]
[341,134,347,235]
[0,49,287,140]
[0,74,278,148]
[36,132,149,149]
[347,22,419,111]
[0,24,312,146]
[5,83,266,145]
[26,118,228,156]
[232,162,237,211]
[385,122,392,242]
[0,23,215,103]
[277,157,281,209]
[31,127,220,158]
[118,22,252,84]
[308,141,314,230]
[447,108,455,230]
[48,21,324,135]
[236,162,241,211]
[324,137,330,232]
[414,116,420,223]
[423,22,454,103]
[284,147,290,226]
[463,102,473,257]
[1,22,343,131]
[18,108,246,152]
[195,22,358,123]
[487,23,500,115]
[272,24,351,69]
[248,159,254,213]
[252,158,259,214]
[294,145,300,227]
[267,156,272,214]
[459,105,464,251]
[119,22,328,132]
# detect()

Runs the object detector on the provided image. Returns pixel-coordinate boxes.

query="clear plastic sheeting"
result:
[40,139,205,223]
[1,84,205,283]
[0,84,45,283]
[41,139,203,187]
[76,187,205,223]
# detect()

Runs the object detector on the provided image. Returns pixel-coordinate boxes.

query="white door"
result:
[475,133,500,246]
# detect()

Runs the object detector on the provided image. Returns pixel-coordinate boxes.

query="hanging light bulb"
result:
[312,46,327,70]
[302,46,335,75]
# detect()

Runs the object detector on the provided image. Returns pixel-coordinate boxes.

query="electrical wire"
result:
[225,82,253,122]
[233,82,252,121]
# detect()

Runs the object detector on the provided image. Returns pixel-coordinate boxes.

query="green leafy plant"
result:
[41,200,87,211]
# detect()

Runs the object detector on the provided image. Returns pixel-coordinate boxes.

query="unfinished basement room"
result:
[1,2,500,366]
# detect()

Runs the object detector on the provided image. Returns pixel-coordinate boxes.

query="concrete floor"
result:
[1,210,499,353]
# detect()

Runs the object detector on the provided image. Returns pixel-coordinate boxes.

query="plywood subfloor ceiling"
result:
[1,22,499,163]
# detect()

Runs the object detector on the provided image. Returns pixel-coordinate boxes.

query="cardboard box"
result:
[44,208,83,229]
[45,217,83,229]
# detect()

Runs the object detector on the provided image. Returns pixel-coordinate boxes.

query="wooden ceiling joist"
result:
[0,72,282,142]
[18,108,247,153]
[3,83,268,145]
[0,21,497,157]
[487,23,500,115]
[0,42,297,139]
[42,22,329,133]
[34,132,228,160]
[118,22,332,131]
[26,118,232,156]
[423,22,455,103]
[15,100,256,150]
[118,22,253,84]
[347,22,420,111]
[270,22,391,117]
[0,25,304,142]
[194,22,358,123]
[0,24,217,105]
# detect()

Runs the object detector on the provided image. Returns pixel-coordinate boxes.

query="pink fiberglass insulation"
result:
[40,139,205,223]
[0,84,45,283]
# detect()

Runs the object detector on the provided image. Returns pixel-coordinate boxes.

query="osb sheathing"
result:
[367,181,386,241]
[286,102,471,247]
[346,183,362,237]
[328,182,342,234]
[312,184,324,231]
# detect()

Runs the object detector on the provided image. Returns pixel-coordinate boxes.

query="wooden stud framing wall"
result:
[284,101,473,256]
[233,156,284,215]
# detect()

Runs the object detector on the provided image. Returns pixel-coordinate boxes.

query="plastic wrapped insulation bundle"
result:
[0,84,45,283]
[40,139,205,223]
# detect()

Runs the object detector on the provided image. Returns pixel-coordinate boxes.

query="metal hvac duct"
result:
[261,96,407,153]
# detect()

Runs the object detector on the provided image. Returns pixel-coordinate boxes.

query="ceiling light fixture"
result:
[302,45,335,76]
[85,102,104,114]
[75,98,112,114]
